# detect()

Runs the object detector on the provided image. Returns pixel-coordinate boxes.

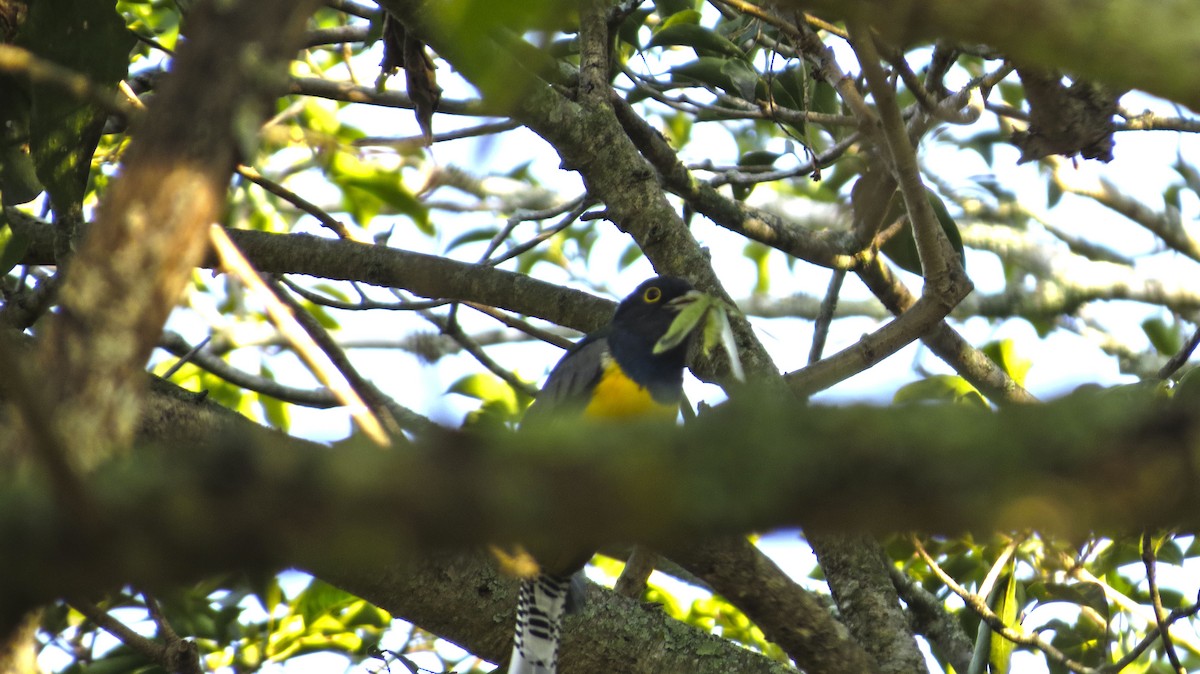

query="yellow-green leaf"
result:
[989,569,1018,674]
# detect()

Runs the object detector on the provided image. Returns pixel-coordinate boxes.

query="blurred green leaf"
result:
[743,241,771,294]
[18,0,135,216]
[616,8,653,48]
[445,226,500,253]
[617,242,643,270]
[258,373,292,431]
[809,80,839,116]
[894,375,988,408]
[657,8,701,28]
[982,339,1032,388]
[1174,367,1200,403]
[648,23,743,58]
[1142,317,1181,357]
[0,225,31,277]
[671,57,759,100]
[1027,581,1109,620]
[0,75,41,206]
[331,153,431,233]
[880,188,966,276]
[654,0,696,19]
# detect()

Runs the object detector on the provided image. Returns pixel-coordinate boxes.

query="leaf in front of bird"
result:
[704,301,745,382]
[655,293,746,382]
[654,295,710,354]
[710,303,739,381]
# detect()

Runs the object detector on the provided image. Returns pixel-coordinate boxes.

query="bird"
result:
[506,275,702,674]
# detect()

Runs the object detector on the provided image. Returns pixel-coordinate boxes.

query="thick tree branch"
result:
[787,0,1200,113]
[322,553,795,674]
[1,386,1197,614]
[10,0,324,476]
[672,537,879,673]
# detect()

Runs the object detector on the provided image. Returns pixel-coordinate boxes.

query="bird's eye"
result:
[643,286,662,303]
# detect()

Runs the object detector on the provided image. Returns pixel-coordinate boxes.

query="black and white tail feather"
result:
[508,573,579,674]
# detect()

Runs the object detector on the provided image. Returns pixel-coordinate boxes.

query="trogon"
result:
[507,276,701,674]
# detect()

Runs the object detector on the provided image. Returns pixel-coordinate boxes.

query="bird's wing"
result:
[521,333,609,426]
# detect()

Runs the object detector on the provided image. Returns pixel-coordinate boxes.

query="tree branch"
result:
[789,0,1200,113]
[1,384,1197,614]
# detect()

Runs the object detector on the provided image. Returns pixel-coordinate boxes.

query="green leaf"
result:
[648,23,743,58]
[1173,367,1200,403]
[1142,316,1181,357]
[291,578,357,625]
[738,150,781,170]
[743,241,771,294]
[982,339,1032,388]
[654,0,695,19]
[654,292,744,381]
[448,373,520,417]
[999,81,1024,108]
[258,392,291,431]
[617,242,643,270]
[893,375,988,408]
[1028,581,1109,621]
[710,302,744,382]
[670,57,760,100]
[0,75,42,206]
[654,294,708,354]
[770,66,807,105]
[809,80,839,116]
[616,8,653,48]
[331,153,431,233]
[0,225,31,278]
[657,8,702,28]
[445,227,501,253]
[989,568,1018,674]
[880,188,966,276]
[17,0,135,216]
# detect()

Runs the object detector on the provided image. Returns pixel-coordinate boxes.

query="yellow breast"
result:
[582,358,679,421]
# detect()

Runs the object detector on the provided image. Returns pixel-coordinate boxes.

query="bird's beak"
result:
[667,289,704,311]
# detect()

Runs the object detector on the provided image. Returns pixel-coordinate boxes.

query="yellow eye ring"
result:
[643,286,662,303]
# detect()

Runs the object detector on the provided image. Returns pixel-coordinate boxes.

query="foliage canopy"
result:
[3,1,1200,673]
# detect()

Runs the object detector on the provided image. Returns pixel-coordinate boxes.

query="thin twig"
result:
[808,269,844,364]
[978,533,1022,602]
[1142,533,1186,673]
[1108,594,1200,672]
[911,535,1097,674]
[236,166,364,241]
[1157,326,1200,380]
[71,596,201,674]
[158,331,339,408]
[485,199,591,267]
[422,311,538,399]
[208,225,391,446]
[852,25,966,291]
[355,120,521,149]
[463,302,578,350]
[265,274,408,441]
[159,335,212,380]
[281,275,449,311]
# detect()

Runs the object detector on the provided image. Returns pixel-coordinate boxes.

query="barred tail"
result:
[508,573,572,674]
